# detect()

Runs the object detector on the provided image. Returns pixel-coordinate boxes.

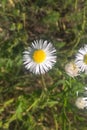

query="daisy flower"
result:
[23,39,57,74]
[75,44,87,72]
[75,97,87,109]
[65,61,80,77]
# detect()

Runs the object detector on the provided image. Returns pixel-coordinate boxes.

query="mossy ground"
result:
[0,0,87,130]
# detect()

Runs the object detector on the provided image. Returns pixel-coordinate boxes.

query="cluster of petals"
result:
[65,44,87,77]
[23,39,57,74]
[65,61,80,77]
[75,97,87,109]
[75,44,87,73]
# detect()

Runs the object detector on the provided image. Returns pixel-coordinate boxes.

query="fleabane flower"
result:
[65,61,80,77]
[23,39,57,74]
[75,97,87,109]
[75,44,87,73]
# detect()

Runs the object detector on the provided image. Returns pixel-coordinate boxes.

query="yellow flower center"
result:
[33,49,46,63]
[84,54,87,64]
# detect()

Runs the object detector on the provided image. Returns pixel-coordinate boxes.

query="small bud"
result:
[65,61,80,77]
[75,97,87,109]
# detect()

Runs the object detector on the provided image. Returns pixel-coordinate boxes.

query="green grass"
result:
[0,0,87,130]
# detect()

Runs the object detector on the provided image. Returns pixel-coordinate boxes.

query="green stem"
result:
[75,0,78,10]
[41,74,47,92]
[25,75,47,114]
[69,77,72,89]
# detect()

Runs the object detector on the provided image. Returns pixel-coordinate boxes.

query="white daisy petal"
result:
[79,48,86,55]
[23,39,57,74]
[43,40,48,49]
[76,54,84,59]
[25,62,33,69]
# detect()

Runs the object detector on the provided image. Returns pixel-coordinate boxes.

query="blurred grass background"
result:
[0,0,87,130]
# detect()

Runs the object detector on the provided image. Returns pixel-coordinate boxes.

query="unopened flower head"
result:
[75,97,87,109]
[75,44,87,73]
[65,61,80,77]
[23,39,57,74]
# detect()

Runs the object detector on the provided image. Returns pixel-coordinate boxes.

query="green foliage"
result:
[0,0,87,130]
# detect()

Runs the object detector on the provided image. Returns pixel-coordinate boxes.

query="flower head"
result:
[75,44,87,72]
[23,39,56,74]
[65,61,80,77]
[75,97,87,109]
